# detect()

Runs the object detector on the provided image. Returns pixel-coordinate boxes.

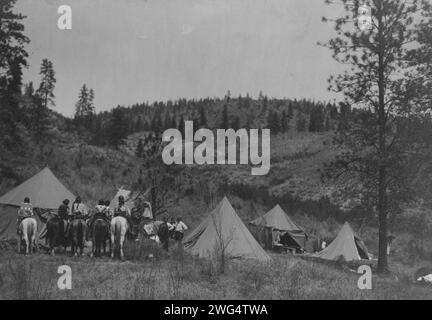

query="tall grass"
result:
[1,245,432,300]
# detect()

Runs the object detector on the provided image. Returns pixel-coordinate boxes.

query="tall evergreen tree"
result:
[75,84,95,119]
[0,0,29,152]
[178,115,185,134]
[323,0,429,272]
[36,58,56,109]
[108,106,129,148]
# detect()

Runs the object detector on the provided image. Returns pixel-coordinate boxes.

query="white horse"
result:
[111,216,128,259]
[18,218,37,255]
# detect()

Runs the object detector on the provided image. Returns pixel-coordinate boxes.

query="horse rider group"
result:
[16,195,135,240]
[16,195,189,252]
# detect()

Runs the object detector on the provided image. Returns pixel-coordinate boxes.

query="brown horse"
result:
[70,218,87,257]
[46,216,68,256]
[91,219,111,257]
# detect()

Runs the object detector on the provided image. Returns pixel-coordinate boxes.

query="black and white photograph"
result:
[0,0,432,303]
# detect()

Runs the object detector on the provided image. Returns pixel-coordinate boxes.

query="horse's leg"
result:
[30,230,34,254]
[32,235,36,254]
[91,233,95,258]
[30,224,36,254]
[110,229,115,259]
[107,228,112,256]
[17,233,21,254]
[72,236,77,257]
[81,237,85,256]
[120,234,125,260]
[24,233,29,255]
[103,237,106,256]
[50,238,55,256]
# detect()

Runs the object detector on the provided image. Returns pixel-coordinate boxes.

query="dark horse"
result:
[70,218,87,257]
[91,219,111,257]
[46,216,68,256]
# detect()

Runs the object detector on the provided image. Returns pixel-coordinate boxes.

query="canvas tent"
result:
[0,167,78,240]
[249,205,307,251]
[183,197,271,262]
[314,222,370,262]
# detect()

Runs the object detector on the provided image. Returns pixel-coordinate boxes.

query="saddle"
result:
[72,214,86,221]
[20,216,34,223]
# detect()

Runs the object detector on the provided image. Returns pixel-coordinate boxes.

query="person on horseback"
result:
[114,195,131,228]
[67,196,88,236]
[88,200,110,237]
[58,199,70,237]
[16,197,34,235]
[71,196,88,219]
[104,200,113,220]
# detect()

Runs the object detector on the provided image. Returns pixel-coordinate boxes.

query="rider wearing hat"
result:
[16,197,34,235]
[88,200,111,237]
[114,195,131,224]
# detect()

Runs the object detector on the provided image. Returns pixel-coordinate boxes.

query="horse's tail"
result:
[114,219,120,249]
[29,219,35,241]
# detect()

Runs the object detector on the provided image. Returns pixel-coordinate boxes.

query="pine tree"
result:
[323,0,429,273]
[231,116,240,131]
[199,106,207,127]
[136,139,145,157]
[178,115,185,134]
[280,110,289,133]
[221,104,229,129]
[75,84,95,119]
[108,106,129,148]
[36,58,56,109]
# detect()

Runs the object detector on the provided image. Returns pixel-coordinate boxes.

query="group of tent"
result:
[0,167,370,263]
[183,197,370,263]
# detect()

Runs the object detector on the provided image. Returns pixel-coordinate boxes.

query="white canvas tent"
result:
[183,197,271,262]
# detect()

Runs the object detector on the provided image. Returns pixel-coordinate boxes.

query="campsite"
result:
[1,0,432,301]
[1,168,432,299]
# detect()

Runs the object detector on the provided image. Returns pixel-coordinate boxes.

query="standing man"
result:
[157,217,170,251]
[174,217,188,248]
[17,197,34,235]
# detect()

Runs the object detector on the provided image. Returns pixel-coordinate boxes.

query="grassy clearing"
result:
[0,239,431,300]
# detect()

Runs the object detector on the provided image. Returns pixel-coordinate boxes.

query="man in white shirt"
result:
[174,217,188,244]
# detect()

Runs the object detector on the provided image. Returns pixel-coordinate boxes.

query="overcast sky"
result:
[17,0,344,117]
